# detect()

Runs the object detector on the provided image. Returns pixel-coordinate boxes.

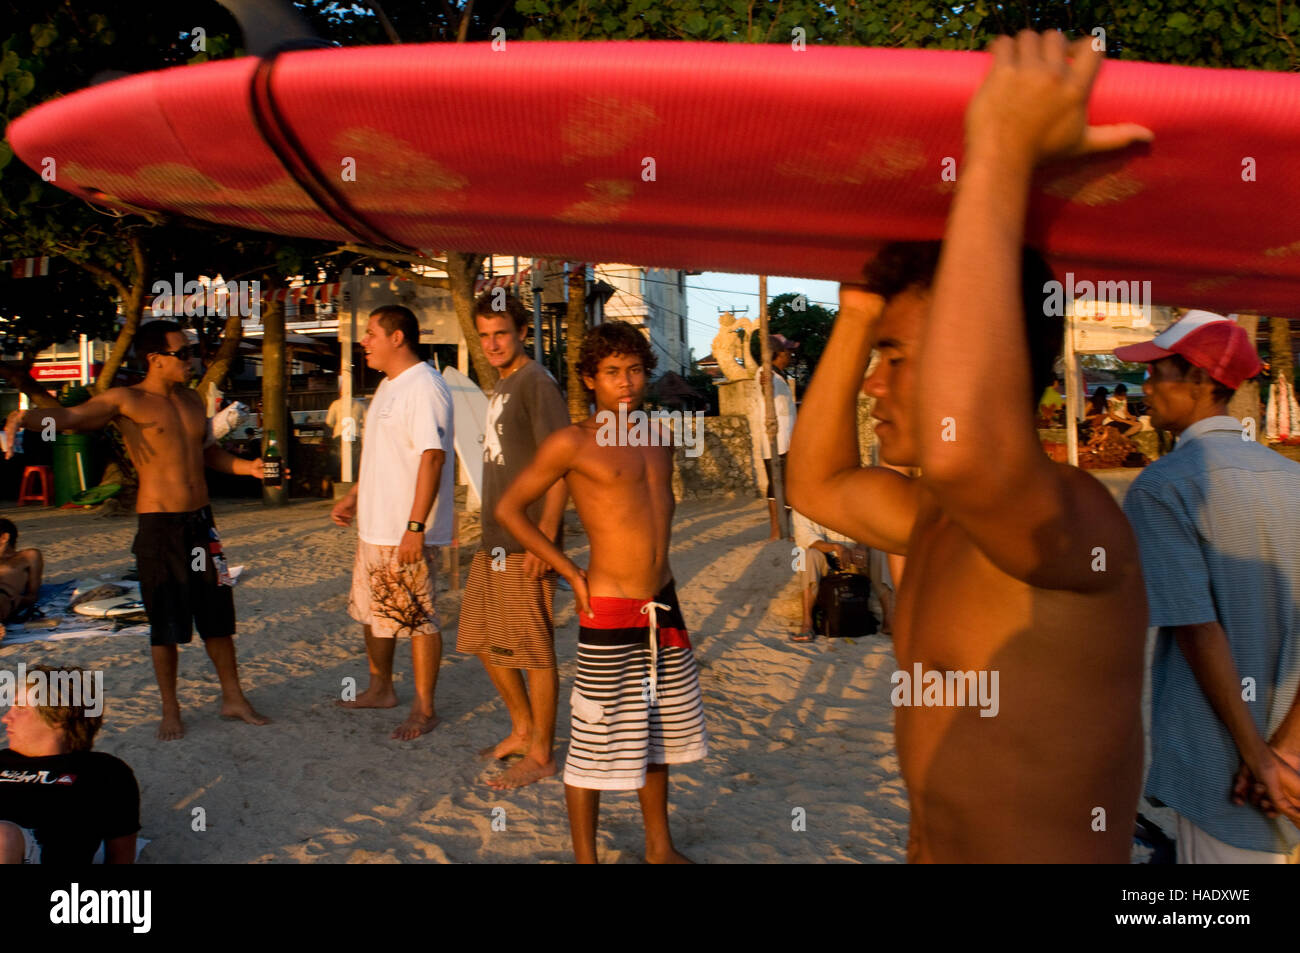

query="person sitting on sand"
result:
[1,665,140,864]
[789,31,1152,862]
[331,306,454,741]
[496,320,707,864]
[790,509,892,642]
[5,321,270,740]
[0,518,44,628]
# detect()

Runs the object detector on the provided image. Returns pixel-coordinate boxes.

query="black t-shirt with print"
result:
[0,748,140,863]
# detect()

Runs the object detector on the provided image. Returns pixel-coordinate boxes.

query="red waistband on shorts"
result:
[580,581,690,649]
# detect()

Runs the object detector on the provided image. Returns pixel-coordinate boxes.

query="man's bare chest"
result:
[120,394,205,452]
[894,514,1033,669]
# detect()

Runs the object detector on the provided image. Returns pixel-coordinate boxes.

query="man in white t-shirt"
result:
[754,335,798,539]
[330,306,454,741]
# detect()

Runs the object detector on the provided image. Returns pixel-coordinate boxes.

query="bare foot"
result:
[221,699,271,726]
[486,755,557,789]
[392,711,440,740]
[646,847,693,864]
[157,710,185,741]
[478,733,530,761]
[336,686,398,710]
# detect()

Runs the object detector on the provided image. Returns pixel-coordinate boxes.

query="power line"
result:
[591,266,696,372]
[594,267,722,338]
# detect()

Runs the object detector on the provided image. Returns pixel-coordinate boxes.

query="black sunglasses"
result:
[154,346,193,361]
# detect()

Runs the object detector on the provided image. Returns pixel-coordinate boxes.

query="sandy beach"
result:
[1,496,911,863]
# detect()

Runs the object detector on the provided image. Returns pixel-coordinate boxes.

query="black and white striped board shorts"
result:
[563,583,708,791]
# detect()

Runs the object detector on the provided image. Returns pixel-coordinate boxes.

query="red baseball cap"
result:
[1112,310,1261,389]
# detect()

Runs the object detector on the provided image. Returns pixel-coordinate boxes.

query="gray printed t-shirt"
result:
[480,359,570,554]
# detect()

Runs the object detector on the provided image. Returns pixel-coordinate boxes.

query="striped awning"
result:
[265,265,535,302]
[263,282,341,304]
[475,265,531,295]
[146,266,544,313]
[2,256,51,278]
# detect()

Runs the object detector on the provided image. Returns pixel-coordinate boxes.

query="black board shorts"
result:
[132,506,236,647]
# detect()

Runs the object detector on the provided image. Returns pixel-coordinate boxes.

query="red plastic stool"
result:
[18,465,53,506]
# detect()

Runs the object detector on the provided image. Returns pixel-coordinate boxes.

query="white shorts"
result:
[347,540,440,638]
[1176,814,1300,864]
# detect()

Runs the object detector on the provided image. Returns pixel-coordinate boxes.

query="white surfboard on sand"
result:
[73,583,148,620]
[440,365,487,511]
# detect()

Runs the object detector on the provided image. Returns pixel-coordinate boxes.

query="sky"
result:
[682,272,840,363]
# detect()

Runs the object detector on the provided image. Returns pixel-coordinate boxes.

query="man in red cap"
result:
[1116,310,1300,862]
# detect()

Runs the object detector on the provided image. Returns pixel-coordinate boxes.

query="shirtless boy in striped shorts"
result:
[496,320,707,864]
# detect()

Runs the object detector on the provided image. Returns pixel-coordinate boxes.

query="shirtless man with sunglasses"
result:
[5,319,270,740]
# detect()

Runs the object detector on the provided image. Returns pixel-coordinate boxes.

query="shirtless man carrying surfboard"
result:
[789,32,1154,861]
[5,320,270,740]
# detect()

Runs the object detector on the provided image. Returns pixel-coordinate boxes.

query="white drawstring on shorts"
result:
[639,600,670,707]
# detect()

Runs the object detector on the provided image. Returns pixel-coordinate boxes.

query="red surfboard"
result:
[8,42,1300,317]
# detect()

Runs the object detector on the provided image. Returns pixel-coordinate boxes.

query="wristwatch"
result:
[406,521,425,533]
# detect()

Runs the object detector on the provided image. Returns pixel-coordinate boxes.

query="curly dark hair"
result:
[577,320,657,397]
[863,241,1062,413]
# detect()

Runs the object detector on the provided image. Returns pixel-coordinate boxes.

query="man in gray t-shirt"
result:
[457,293,571,789]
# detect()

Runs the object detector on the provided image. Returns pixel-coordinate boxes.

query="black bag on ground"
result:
[813,571,877,638]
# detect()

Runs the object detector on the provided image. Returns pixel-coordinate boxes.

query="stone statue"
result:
[712,312,759,382]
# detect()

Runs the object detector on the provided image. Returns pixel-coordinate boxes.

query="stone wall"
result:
[671,414,759,500]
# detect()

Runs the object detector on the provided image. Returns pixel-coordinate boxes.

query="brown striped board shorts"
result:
[456,550,557,670]
[347,539,440,639]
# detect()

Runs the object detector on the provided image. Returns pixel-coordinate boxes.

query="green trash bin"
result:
[53,433,97,506]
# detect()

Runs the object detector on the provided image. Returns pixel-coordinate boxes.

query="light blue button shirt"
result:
[1123,416,1300,852]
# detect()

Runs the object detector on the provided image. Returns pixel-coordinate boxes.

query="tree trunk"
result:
[565,265,588,421]
[261,295,288,506]
[1271,316,1295,390]
[1228,313,1261,433]
[91,233,149,394]
[196,308,244,405]
[445,251,496,390]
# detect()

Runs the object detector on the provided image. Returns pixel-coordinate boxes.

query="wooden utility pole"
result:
[1228,313,1261,433]
[565,263,589,421]
[1271,316,1295,395]
[261,293,288,506]
[758,275,789,538]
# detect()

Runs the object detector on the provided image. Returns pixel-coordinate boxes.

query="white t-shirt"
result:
[753,371,795,458]
[792,510,854,551]
[357,361,455,546]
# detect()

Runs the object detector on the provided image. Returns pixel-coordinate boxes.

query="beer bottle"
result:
[263,429,283,487]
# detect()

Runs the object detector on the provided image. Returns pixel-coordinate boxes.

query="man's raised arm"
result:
[4,391,125,457]
[913,32,1151,590]
[787,285,919,554]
